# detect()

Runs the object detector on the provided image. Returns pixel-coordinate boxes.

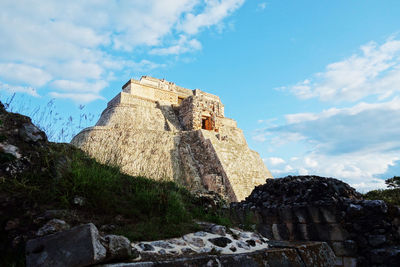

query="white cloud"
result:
[288,38,400,102]
[257,2,267,11]
[262,97,400,192]
[126,60,167,73]
[304,157,318,168]
[270,164,294,175]
[0,63,52,87]
[51,80,108,93]
[0,82,39,97]
[150,35,202,55]
[282,152,391,192]
[48,61,104,81]
[49,92,105,103]
[268,157,286,165]
[0,0,244,102]
[275,98,400,155]
[178,0,245,35]
[252,133,267,142]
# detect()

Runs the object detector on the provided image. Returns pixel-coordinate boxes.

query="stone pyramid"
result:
[71,76,272,201]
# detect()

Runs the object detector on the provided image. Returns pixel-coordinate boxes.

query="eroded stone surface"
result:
[103,234,131,261]
[231,176,400,267]
[36,219,70,237]
[99,241,335,267]
[26,223,107,267]
[131,224,268,261]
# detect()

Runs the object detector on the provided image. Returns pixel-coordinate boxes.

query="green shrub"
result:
[0,146,231,241]
[385,176,400,188]
[364,188,400,206]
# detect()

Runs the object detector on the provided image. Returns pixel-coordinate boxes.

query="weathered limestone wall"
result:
[96,94,182,132]
[71,127,185,184]
[202,129,272,201]
[72,127,238,200]
[122,77,195,105]
[179,95,224,132]
[123,80,178,104]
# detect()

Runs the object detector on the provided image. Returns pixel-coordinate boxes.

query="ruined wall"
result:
[179,95,224,131]
[230,176,400,266]
[96,93,182,132]
[122,77,194,105]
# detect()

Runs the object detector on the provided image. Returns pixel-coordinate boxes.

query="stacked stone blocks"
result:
[230,176,400,266]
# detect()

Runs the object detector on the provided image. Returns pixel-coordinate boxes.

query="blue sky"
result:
[1,0,400,192]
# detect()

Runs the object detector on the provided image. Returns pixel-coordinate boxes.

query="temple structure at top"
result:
[120,76,228,132]
[72,76,272,202]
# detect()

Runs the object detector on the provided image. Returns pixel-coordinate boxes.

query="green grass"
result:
[363,188,400,206]
[0,146,231,242]
[0,99,232,266]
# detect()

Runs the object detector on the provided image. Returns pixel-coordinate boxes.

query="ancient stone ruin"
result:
[230,176,400,266]
[71,76,272,201]
[26,221,335,267]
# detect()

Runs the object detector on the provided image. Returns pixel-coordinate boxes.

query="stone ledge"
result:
[98,241,335,267]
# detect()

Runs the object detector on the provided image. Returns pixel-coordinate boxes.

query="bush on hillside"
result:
[385,176,400,188]
[363,176,400,206]
[364,188,400,206]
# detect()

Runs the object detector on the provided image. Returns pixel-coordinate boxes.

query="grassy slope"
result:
[0,103,230,266]
[1,142,230,239]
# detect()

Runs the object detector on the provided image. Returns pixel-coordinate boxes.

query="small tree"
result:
[385,176,400,188]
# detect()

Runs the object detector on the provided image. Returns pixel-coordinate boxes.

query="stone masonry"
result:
[71,76,272,201]
[230,176,400,266]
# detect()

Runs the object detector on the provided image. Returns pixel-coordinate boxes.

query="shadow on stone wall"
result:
[230,176,400,266]
[173,130,238,202]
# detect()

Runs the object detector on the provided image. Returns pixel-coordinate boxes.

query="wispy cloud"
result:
[0,63,52,87]
[259,97,400,191]
[262,37,400,192]
[150,35,202,55]
[257,2,267,11]
[49,92,105,103]
[0,0,245,103]
[51,80,108,94]
[0,81,39,97]
[267,157,286,166]
[178,0,245,35]
[286,37,400,102]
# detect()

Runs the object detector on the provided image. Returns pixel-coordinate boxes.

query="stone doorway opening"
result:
[202,116,213,130]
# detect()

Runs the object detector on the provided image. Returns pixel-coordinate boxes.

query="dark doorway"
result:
[201,116,213,130]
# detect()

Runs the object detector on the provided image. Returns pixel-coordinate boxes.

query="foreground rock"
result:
[131,223,268,260]
[25,221,335,267]
[26,223,107,267]
[26,223,131,267]
[105,222,334,266]
[231,176,400,266]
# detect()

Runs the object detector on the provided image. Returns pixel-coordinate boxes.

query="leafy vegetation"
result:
[363,176,400,206]
[0,145,231,241]
[1,93,96,143]
[0,97,232,266]
[0,96,231,242]
[364,188,400,206]
[385,176,400,188]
